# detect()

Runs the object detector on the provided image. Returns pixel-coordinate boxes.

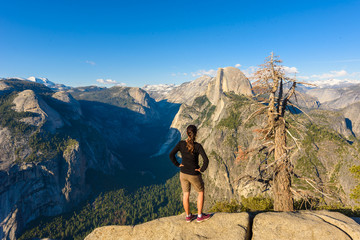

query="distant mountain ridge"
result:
[4,74,360,108]
[141,84,178,101]
[309,78,360,89]
[305,83,360,109]
[1,77,71,91]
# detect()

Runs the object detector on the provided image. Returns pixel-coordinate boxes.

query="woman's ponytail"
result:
[186,125,197,154]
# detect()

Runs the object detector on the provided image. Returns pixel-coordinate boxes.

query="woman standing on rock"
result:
[169,125,211,222]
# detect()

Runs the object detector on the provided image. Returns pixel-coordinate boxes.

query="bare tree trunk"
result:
[273,118,294,211]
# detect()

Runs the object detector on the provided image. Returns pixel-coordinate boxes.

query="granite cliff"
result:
[0,79,178,239]
[0,80,125,239]
[152,67,252,105]
[160,68,360,207]
[342,102,360,138]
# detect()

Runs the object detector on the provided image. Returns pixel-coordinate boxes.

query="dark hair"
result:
[186,125,197,154]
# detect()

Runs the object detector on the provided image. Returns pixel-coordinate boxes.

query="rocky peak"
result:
[12,90,64,131]
[0,81,10,91]
[141,84,177,101]
[109,86,159,119]
[52,91,82,118]
[27,76,55,87]
[127,87,153,108]
[162,75,213,104]
[206,67,253,105]
[52,91,75,103]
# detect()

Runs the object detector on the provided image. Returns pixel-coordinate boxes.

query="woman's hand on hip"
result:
[195,168,201,172]
[179,164,184,167]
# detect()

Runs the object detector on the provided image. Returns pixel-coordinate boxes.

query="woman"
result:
[169,125,211,222]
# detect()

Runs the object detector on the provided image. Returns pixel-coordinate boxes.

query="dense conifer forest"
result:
[19,174,183,240]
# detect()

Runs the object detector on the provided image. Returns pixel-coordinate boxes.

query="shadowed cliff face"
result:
[342,102,360,138]
[0,80,180,239]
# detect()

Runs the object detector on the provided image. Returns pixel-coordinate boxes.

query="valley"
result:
[1,66,360,239]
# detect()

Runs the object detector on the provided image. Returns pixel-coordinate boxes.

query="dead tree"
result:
[239,53,308,211]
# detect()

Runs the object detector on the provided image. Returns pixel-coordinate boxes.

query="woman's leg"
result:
[183,192,190,215]
[180,173,192,215]
[197,191,204,215]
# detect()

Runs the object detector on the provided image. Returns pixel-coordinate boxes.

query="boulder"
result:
[252,210,360,240]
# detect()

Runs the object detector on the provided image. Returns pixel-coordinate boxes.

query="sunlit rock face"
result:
[206,67,253,105]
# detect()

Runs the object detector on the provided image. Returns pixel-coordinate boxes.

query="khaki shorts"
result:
[180,172,204,193]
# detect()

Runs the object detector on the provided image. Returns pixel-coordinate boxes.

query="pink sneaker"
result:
[186,214,197,222]
[197,213,212,222]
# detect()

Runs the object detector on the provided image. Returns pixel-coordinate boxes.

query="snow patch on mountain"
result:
[309,78,360,88]
[141,84,178,100]
[142,84,178,93]
[27,76,55,87]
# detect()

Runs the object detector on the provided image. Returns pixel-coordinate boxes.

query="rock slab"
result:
[85,211,360,240]
[252,210,360,240]
[85,212,250,240]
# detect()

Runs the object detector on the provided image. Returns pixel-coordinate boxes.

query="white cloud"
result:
[242,66,258,77]
[235,63,241,68]
[191,69,217,77]
[85,60,96,66]
[96,78,118,85]
[311,70,348,79]
[282,66,298,74]
[350,72,360,78]
[298,75,310,80]
[116,82,127,87]
[310,78,360,88]
[242,65,297,79]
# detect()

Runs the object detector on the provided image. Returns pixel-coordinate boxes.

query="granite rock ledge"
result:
[85,210,360,240]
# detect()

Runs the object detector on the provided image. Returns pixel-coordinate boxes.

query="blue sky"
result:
[1,0,359,87]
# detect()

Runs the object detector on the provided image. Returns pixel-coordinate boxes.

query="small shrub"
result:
[193,95,209,108]
[210,196,273,213]
[350,165,360,204]
[240,196,273,211]
[209,199,241,213]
